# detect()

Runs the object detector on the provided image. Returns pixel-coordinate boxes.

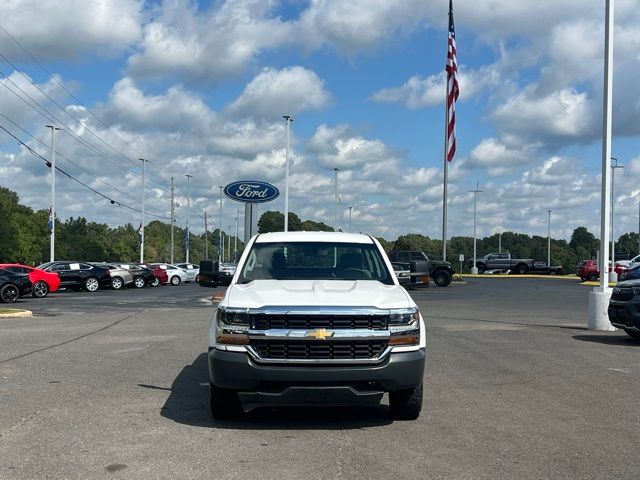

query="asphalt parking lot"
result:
[1,279,638,479]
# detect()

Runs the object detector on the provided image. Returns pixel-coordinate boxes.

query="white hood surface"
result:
[224,280,413,310]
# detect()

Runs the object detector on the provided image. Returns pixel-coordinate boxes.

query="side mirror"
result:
[408,260,431,288]
[199,260,220,288]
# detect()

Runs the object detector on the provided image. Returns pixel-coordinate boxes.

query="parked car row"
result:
[0,261,202,303]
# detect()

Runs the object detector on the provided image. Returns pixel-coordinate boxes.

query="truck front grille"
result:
[250,340,388,360]
[251,314,388,330]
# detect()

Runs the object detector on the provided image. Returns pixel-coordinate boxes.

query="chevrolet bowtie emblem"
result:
[306,328,334,340]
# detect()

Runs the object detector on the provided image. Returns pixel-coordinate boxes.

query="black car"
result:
[608,279,640,341]
[114,263,156,288]
[37,261,111,292]
[0,268,32,303]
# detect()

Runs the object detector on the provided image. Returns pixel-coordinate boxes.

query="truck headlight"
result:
[218,307,251,326]
[388,307,420,345]
[216,307,250,345]
[388,307,420,325]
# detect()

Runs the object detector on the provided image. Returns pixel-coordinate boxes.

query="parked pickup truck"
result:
[200,232,427,420]
[472,253,535,274]
[389,250,454,286]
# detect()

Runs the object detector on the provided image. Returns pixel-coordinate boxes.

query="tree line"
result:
[2,187,637,273]
[0,187,242,265]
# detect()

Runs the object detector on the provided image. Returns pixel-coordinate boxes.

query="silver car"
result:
[90,263,134,290]
[177,263,200,283]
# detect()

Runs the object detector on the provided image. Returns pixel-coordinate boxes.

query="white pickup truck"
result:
[201,231,427,420]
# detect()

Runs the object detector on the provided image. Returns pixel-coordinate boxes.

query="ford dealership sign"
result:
[224,181,280,203]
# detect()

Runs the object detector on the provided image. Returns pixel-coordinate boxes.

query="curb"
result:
[0,309,33,318]
[581,281,617,287]
[461,274,579,281]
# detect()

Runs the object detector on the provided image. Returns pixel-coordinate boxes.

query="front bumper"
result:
[208,348,426,407]
[608,300,640,332]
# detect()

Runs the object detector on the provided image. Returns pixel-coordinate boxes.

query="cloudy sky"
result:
[1,0,639,241]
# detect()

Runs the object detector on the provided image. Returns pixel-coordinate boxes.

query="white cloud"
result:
[127,0,293,82]
[2,0,141,59]
[493,87,594,143]
[227,67,331,117]
[371,66,501,109]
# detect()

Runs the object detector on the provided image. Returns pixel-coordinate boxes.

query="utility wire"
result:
[0,68,170,193]
[0,25,175,189]
[0,124,170,220]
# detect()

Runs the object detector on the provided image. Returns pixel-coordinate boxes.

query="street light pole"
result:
[547,210,552,268]
[333,168,340,231]
[139,158,149,263]
[470,182,483,274]
[170,176,175,265]
[204,211,208,260]
[283,115,293,232]
[498,232,502,253]
[46,125,60,262]
[588,0,615,331]
[185,174,192,263]
[348,206,352,233]
[610,157,623,281]
[218,185,223,263]
[234,215,239,262]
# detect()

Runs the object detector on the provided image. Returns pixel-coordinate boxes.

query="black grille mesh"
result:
[251,314,387,330]
[250,340,387,360]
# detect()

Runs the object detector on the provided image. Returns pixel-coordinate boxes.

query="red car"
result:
[576,260,626,282]
[139,263,168,286]
[0,263,60,297]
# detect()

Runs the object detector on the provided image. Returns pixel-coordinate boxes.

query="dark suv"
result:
[37,261,111,292]
[608,280,640,341]
[389,250,454,286]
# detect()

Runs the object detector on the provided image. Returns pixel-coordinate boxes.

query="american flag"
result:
[446,0,459,162]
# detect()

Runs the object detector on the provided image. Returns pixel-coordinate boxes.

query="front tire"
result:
[170,275,181,286]
[195,274,200,283]
[111,276,124,290]
[32,280,49,298]
[389,384,423,420]
[587,272,598,282]
[476,264,486,274]
[433,270,452,287]
[0,284,19,303]
[623,329,640,340]
[209,383,242,420]
[84,277,99,292]
[133,276,146,288]
[151,276,160,287]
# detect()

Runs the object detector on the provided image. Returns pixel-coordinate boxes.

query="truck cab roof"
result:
[255,231,373,244]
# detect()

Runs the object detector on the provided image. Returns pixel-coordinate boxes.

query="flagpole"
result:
[442,77,449,262]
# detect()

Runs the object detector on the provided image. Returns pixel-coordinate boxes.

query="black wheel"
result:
[195,274,200,283]
[516,264,528,274]
[133,276,146,288]
[111,276,124,290]
[209,383,242,420]
[151,276,160,287]
[170,275,181,286]
[587,272,598,282]
[84,277,100,292]
[476,264,486,274]
[0,284,20,303]
[31,280,49,298]
[623,329,640,340]
[389,384,423,420]
[433,270,452,287]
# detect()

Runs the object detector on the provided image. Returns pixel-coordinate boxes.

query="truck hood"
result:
[224,280,413,309]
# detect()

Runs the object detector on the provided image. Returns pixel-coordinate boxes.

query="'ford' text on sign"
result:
[224,181,280,203]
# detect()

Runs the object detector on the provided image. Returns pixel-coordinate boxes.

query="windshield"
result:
[239,241,393,284]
